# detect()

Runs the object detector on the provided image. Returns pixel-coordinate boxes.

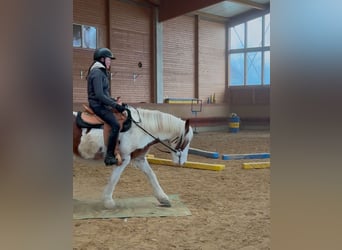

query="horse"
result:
[73,105,194,209]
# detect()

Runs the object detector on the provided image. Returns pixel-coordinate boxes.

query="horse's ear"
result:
[185,119,190,134]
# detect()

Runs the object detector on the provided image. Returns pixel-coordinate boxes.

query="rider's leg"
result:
[104,124,120,165]
[91,106,120,166]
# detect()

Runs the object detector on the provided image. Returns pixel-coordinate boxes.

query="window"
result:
[264,50,270,85]
[228,13,270,86]
[73,24,97,49]
[229,53,244,86]
[247,17,262,48]
[247,51,262,85]
[230,23,245,49]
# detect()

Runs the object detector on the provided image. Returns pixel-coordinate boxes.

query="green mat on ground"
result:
[73,194,191,219]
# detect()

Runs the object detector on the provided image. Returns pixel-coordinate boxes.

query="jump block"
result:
[242,162,270,169]
[222,153,270,160]
[189,148,219,159]
[147,155,225,171]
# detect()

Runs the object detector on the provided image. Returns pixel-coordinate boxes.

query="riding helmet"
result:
[93,48,116,61]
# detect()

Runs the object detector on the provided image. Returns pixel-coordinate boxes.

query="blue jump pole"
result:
[189,148,220,159]
[221,153,270,160]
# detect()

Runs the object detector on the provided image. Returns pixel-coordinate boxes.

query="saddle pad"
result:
[73,194,191,219]
[75,111,103,129]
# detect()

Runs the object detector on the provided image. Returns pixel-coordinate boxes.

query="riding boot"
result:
[104,129,119,166]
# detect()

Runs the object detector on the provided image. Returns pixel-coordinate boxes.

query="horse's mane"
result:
[130,107,185,135]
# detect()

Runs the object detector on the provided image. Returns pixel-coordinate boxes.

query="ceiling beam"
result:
[226,0,266,10]
[227,2,270,26]
[145,0,160,6]
[189,11,229,23]
[159,0,225,22]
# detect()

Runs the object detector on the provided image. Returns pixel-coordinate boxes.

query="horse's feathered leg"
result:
[102,155,131,209]
[132,156,171,207]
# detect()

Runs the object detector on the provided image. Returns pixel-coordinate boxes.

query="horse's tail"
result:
[73,113,82,157]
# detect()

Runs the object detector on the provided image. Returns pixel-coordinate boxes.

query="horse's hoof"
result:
[104,156,118,166]
[104,199,116,209]
[159,202,171,207]
[159,199,171,207]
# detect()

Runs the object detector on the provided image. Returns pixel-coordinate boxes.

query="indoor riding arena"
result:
[73,0,270,249]
[73,130,270,249]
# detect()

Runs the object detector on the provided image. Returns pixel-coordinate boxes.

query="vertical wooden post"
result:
[194,15,199,99]
[106,0,112,94]
[153,7,164,103]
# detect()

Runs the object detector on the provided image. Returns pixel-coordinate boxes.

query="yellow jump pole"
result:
[147,156,225,171]
[242,162,270,169]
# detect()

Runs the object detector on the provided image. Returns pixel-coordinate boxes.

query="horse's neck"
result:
[133,108,183,139]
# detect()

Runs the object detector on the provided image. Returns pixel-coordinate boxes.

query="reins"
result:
[133,120,179,153]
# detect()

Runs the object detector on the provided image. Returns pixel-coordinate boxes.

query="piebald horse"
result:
[73,105,193,209]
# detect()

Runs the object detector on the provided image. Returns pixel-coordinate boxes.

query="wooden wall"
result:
[163,16,195,99]
[109,0,152,103]
[229,86,270,128]
[73,0,152,104]
[198,19,226,103]
[73,0,108,103]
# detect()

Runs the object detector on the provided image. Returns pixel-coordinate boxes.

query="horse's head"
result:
[170,119,193,165]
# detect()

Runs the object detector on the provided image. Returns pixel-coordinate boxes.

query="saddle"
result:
[75,104,132,165]
[76,104,131,132]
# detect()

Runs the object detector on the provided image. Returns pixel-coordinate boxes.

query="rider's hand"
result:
[115,104,126,113]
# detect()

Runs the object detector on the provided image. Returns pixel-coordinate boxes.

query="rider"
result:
[87,47,126,166]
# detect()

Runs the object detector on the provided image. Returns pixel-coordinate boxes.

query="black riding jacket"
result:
[87,61,118,110]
